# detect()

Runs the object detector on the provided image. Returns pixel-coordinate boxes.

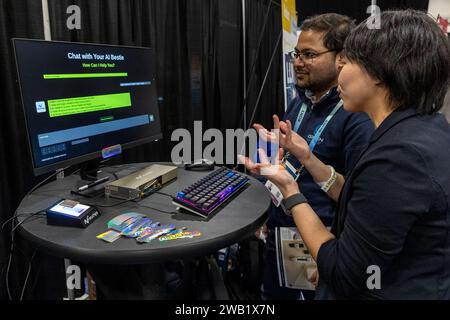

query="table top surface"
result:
[16,163,271,264]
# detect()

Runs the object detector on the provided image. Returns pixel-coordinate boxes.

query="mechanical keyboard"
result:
[173,167,250,218]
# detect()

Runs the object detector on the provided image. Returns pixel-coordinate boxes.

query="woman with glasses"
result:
[241,10,450,299]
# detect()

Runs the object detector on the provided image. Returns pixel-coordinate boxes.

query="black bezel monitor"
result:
[12,38,162,175]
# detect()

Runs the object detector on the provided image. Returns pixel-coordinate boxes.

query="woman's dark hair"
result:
[344,9,450,115]
[301,13,356,52]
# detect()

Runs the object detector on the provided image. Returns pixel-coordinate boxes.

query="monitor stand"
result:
[80,158,101,180]
[71,159,108,198]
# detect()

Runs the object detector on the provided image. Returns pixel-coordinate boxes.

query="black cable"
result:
[20,247,38,301]
[133,203,177,215]
[132,189,176,214]
[26,254,42,300]
[69,168,81,177]
[10,211,46,235]
[6,166,68,300]
[80,186,174,209]
[83,196,140,208]
[0,241,37,298]
[1,212,45,230]
[246,30,282,132]
[5,241,15,300]
[28,167,69,196]
[148,190,175,199]
[85,194,176,214]
[4,209,44,299]
[111,172,119,180]
[238,0,273,130]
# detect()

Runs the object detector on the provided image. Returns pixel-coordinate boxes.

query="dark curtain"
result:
[0,0,49,301]
[296,0,430,24]
[245,0,284,129]
[0,0,283,299]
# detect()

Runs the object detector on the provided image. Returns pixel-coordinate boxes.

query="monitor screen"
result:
[12,39,162,175]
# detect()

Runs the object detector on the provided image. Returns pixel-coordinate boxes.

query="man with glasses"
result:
[256,13,374,300]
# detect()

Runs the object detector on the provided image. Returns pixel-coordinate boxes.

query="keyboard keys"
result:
[173,167,250,217]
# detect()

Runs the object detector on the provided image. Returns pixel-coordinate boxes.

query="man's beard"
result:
[296,67,338,93]
[298,79,332,93]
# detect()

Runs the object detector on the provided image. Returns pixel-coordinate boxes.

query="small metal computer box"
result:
[105,164,177,200]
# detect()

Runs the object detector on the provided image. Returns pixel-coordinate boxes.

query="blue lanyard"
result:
[284,100,343,179]
[293,103,309,133]
[292,99,343,152]
[309,100,343,151]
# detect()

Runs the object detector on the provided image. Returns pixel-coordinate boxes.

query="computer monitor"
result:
[12,38,162,176]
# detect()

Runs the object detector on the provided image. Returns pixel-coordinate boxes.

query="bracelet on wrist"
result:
[317,165,337,193]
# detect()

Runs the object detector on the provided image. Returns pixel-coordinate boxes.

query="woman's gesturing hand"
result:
[238,148,300,199]
[253,115,312,165]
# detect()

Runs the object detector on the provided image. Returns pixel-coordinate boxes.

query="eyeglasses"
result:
[289,49,336,64]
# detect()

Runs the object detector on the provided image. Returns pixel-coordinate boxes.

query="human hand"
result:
[254,115,312,165]
[238,148,300,199]
[278,117,312,165]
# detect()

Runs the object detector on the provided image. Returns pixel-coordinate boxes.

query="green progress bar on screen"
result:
[43,73,128,79]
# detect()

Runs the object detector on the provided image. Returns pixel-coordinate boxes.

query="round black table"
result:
[16,163,271,264]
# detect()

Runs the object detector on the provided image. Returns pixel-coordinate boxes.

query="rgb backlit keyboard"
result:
[173,167,250,218]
